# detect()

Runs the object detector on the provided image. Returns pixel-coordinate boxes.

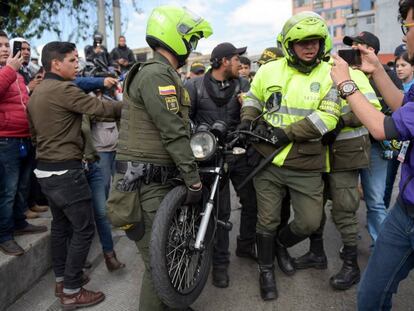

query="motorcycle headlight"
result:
[190,131,216,161]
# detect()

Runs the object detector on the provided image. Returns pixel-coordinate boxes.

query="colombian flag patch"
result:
[158,85,177,96]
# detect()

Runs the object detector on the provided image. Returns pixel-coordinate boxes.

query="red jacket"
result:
[0,65,30,137]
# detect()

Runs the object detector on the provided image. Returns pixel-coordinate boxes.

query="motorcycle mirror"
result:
[232,147,246,155]
[266,92,282,113]
[210,120,228,141]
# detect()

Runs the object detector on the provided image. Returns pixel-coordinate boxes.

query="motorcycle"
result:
[149,119,280,309]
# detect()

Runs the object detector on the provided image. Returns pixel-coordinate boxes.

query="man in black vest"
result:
[185,42,256,288]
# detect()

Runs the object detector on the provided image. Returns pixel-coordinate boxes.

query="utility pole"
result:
[113,0,121,46]
[330,0,334,39]
[97,0,107,46]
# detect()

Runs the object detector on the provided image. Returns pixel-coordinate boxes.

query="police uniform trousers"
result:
[254,165,324,237]
[314,170,360,246]
[126,179,180,311]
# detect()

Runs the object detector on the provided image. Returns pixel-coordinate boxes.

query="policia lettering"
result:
[106,6,212,311]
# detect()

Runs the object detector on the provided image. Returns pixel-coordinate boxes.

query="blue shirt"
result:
[74,76,105,93]
[403,79,414,93]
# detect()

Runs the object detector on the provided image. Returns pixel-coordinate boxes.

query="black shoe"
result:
[257,233,277,301]
[293,251,327,270]
[14,223,48,236]
[212,266,229,288]
[0,240,24,256]
[275,238,295,276]
[330,246,360,290]
[236,236,257,261]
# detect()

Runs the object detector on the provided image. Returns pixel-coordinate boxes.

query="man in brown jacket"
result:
[27,41,122,310]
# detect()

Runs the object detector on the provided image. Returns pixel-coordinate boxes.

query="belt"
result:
[116,161,180,184]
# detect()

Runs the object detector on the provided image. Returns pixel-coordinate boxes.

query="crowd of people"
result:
[1,1,414,310]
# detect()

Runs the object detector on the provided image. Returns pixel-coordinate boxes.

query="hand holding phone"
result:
[6,46,24,71]
[12,41,22,57]
[338,49,361,66]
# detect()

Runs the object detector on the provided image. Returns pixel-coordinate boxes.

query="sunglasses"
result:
[401,22,414,35]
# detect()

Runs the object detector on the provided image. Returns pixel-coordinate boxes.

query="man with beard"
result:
[185,42,257,289]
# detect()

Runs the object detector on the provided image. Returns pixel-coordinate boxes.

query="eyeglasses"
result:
[401,22,414,35]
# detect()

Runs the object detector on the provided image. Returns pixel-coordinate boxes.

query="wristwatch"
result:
[337,80,359,99]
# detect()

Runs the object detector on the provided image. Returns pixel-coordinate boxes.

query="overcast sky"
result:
[30,0,292,58]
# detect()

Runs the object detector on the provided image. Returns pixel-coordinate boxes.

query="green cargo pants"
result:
[254,165,324,237]
[134,182,173,311]
[317,170,360,246]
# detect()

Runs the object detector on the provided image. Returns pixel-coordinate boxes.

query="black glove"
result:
[246,145,263,167]
[237,119,252,131]
[253,121,268,138]
[268,127,290,148]
[184,184,203,205]
[321,117,345,145]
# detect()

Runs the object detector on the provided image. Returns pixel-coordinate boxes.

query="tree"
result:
[0,0,142,42]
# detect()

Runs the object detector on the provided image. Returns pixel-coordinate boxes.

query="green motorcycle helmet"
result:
[146,6,213,67]
[277,11,331,72]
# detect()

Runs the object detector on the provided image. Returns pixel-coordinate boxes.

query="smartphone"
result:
[338,49,361,66]
[12,41,22,57]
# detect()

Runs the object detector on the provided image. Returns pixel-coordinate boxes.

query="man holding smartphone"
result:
[342,31,403,245]
[330,1,414,308]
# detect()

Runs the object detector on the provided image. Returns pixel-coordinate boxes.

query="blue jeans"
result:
[96,151,116,199]
[357,201,414,311]
[384,157,400,209]
[0,138,31,243]
[85,162,114,253]
[360,142,389,242]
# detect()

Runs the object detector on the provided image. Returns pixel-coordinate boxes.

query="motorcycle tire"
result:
[150,185,214,309]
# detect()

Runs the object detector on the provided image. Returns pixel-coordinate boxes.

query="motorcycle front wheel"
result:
[149,185,214,309]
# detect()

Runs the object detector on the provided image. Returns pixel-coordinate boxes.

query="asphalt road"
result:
[9,186,414,311]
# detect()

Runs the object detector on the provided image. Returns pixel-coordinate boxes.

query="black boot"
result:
[212,265,229,288]
[257,233,277,301]
[330,245,360,290]
[293,234,327,270]
[275,237,295,276]
[236,236,257,261]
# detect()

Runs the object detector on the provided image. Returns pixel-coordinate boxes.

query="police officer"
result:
[185,42,255,288]
[240,12,341,300]
[106,6,212,311]
[293,75,381,290]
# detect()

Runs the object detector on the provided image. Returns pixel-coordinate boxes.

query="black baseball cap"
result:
[210,42,247,61]
[343,31,380,54]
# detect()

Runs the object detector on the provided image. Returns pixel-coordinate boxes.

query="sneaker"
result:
[0,240,24,256]
[14,223,48,236]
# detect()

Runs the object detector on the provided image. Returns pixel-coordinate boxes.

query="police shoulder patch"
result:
[165,96,180,113]
[159,85,177,96]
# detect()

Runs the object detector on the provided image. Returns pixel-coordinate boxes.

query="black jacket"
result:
[110,46,136,69]
[185,74,250,130]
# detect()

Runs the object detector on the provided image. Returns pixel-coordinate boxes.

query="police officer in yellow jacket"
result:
[106,6,212,311]
[240,12,341,300]
[294,70,381,291]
